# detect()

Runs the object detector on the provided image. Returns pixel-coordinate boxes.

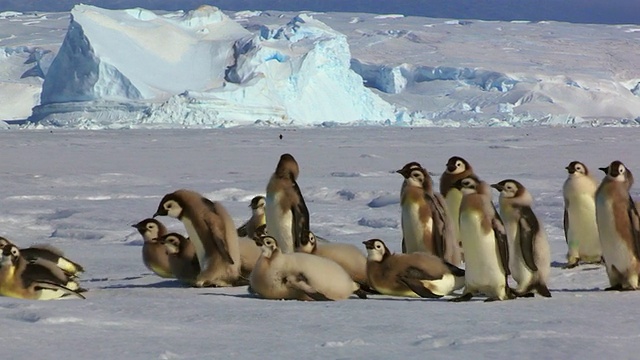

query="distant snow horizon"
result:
[4,0,640,25]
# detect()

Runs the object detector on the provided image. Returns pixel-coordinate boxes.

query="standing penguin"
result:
[132,218,173,279]
[452,175,514,302]
[236,195,267,239]
[563,161,602,268]
[492,179,551,297]
[439,156,475,255]
[159,233,200,285]
[363,238,465,298]
[595,160,640,291]
[154,190,241,287]
[265,154,310,254]
[397,162,461,266]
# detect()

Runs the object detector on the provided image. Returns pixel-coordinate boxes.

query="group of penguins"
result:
[0,153,637,302]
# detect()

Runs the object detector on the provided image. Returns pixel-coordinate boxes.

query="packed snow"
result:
[1,4,639,128]
[0,127,639,358]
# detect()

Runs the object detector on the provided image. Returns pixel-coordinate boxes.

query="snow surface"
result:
[1,5,640,128]
[1,127,640,358]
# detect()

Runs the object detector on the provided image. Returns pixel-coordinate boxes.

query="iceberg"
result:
[30,5,396,128]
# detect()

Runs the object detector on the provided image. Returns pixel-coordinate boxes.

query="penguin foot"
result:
[484,297,502,302]
[535,284,552,297]
[449,293,473,302]
[354,288,368,299]
[562,262,580,269]
[515,292,535,298]
[604,284,623,291]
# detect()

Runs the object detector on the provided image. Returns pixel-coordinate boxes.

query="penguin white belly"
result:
[423,273,457,296]
[250,256,294,299]
[507,229,535,292]
[36,288,68,300]
[445,189,463,239]
[459,211,506,295]
[265,192,294,254]
[596,199,635,279]
[401,203,431,253]
[181,217,207,273]
[567,194,601,259]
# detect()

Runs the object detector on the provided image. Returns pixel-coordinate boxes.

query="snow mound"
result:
[29,5,397,128]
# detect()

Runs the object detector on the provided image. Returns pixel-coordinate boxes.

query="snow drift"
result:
[29,5,396,128]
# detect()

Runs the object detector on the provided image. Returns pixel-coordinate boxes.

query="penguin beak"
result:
[490,183,504,191]
[599,167,608,174]
[447,164,457,172]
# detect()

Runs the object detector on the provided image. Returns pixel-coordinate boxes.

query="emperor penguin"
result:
[363,238,465,298]
[236,195,266,239]
[250,235,364,301]
[439,156,476,255]
[595,160,640,291]
[0,237,84,277]
[492,179,551,297]
[397,162,462,266]
[296,230,373,292]
[265,153,310,254]
[132,218,173,279]
[0,244,85,300]
[159,233,200,285]
[452,175,514,302]
[237,235,262,280]
[154,190,241,287]
[563,161,602,268]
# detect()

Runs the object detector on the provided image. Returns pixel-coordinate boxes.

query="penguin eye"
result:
[11,248,18,256]
[375,244,382,249]
[456,161,463,168]
[618,165,625,174]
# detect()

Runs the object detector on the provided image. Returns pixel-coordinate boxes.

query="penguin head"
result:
[249,196,266,213]
[397,162,431,189]
[154,193,184,219]
[600,160,628,182]
[454,175,481,195]
[491,180,522,198]
[259,236,279,257]
[160,233,184,255]
[0,244,20,266]
[446,156,470,174]
[132,218,163,242]
[0,237,11,250]
[275,153,300,181]
[252,224,268,244]
[566,161,588,175]
[396,162,422,178]
[296,229,317,253]
[362,239,389,262]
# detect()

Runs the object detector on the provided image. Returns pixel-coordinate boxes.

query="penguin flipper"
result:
[518,206,539,272]
[399,278,443,298]
[491,203,511,276]
[285,273,332,301]
[22,246,85,274]
[626,195,640,260]
[33,281,85,300]
[444,262,465,277]
[563,205,569,244]
[21,261,69,288]
[204,216,234,265]
[402,265,441,281]
[425,192,446,258]
[291,179,310,249]
[236,221,249,237]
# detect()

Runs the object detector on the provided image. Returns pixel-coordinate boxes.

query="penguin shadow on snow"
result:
[100,278,189,289]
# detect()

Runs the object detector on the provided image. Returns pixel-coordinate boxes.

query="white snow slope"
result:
[1,4,640,128]
[1,127,640,359]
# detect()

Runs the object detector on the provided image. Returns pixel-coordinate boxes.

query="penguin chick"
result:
[132,218,173,279]
[297,230,373,292]
[265,153,310,254]
[237,195,266,239]
[159,233,200,285]
[154,190,241,287]
[451,175,514,302]
[363,238,464,298]
[595,160,640,291]
[439,156,476,256]
[0,245,85,300]
[492,179,551,298]
[250,235,364,301]
[0,237,84,277]
[238,235,262,280]
[563,161,602,268]
[397,162,461,266]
